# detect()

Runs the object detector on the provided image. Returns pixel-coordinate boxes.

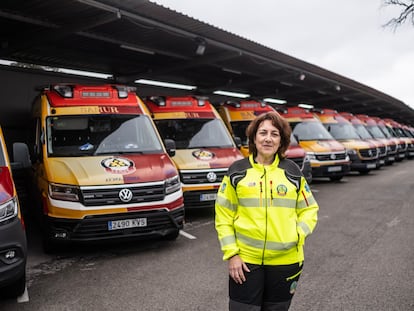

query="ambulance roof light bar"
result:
[54,85,73,98]
[148,96,166,106]
[113,85,136,98]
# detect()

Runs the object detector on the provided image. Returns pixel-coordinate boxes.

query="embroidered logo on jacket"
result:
[276,184,288,196]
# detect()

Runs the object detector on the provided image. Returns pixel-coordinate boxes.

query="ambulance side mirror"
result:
[233,136,242,149]
[164,139,176,157]
[12,142,32,169]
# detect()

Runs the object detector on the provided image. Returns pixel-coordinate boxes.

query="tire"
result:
[3,272,26,298]
[329,175,343,182]
[163,229,180,241]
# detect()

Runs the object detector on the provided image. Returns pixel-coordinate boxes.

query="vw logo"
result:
[330,153,336,160]
[206,172,217,182]
[368,150,372,156]
[119,188,133,203]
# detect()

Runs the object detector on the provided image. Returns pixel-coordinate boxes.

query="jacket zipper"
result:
[261,166,268,265]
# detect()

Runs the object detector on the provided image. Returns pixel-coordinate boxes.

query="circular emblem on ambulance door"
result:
[206,172,217,182]
[119,188,133,203]
[330,153,336,160]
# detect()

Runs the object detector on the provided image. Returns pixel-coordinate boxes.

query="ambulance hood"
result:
[172,148,243,170]
[299,140,345,153]
[45,154,178,185]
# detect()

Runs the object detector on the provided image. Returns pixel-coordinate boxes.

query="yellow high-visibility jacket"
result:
[215,154,318,265]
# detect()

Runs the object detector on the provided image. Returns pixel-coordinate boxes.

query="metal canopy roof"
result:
[1,0,413,125]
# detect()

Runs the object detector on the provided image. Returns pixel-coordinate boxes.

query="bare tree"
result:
[383,0,414,29]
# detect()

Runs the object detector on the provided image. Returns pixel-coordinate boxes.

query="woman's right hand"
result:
[228,255,250,284]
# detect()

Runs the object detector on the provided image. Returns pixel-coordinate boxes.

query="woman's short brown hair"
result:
[246,111,292,159]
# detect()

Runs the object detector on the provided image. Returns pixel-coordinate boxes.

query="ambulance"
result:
[355,114,397,165]
[383,118,414,159]
[217,100,312,183]
[27,84,184,251]
[339,112,387,167]
[371,117,406,162]
[144,96,244,208]
[0,126,27,297]
[313,109,378,174]
[277,106,350,181]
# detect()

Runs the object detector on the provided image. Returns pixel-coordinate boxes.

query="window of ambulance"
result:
[46,115,164,156]
[155,118,234,150]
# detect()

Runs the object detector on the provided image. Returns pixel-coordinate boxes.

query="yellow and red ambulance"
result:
[28,84,184,251]
[217,100,312,183]
[144,96,244,208]
[339,112,387,167]
[0,126,27,297]
[355,114,397,165]
[371,116,406,162]
[313,109,379,174]
[383,118,413,159]
[278,106,350,181]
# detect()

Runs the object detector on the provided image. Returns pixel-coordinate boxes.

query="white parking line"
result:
[17,286,29,303]
[179,230,197,239]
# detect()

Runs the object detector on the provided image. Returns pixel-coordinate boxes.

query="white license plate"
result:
[388,156,395,161]
[200,193,217,201]
[327,166,342,172]
[108,218,147,231]
[367,163,376,169]
[379,160,385,165]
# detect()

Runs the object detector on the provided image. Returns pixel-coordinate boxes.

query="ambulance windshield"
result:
[291,121,334,141]
[155,118,234,149]
[46,115,163,156]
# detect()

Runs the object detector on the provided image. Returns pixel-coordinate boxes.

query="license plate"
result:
[367,163,376,169]
[328,166,342,172]
[108,218,147,231]
[200,193,217,201]
[379,160,385,165]
[388,156,395,161]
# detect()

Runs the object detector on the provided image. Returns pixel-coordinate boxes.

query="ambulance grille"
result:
[81,184,165,206]
[315,152,347,161]
[180,169,227,185]
[359,148,378,159]
[378,146,387,156]
[388,144,397,153]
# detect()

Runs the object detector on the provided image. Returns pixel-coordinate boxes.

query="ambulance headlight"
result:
[49,183,80,202]
[165,175,181,194]
[0,198,17,224]
[306,152,316,160]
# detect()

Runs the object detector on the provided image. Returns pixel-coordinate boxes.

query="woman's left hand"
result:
[228,255,250,284]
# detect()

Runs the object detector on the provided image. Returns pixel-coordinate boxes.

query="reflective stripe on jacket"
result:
[215,154,318,265]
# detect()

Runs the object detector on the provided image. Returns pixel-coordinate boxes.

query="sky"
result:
[151,0,414,110]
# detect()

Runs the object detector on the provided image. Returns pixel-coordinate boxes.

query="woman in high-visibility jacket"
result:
[215,111,319,311]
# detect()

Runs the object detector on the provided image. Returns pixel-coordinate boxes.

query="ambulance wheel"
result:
[329,175,343,182]
[164,229,180,241]
[3,272,26,298]
[41,218,58,254]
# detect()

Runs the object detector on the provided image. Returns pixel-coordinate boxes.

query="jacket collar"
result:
[249,153,280,170]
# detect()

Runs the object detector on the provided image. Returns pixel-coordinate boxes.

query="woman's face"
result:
[254,119,281,158]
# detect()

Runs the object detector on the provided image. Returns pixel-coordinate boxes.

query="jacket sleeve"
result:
[215,175,239,260]
[296,177,319,246]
